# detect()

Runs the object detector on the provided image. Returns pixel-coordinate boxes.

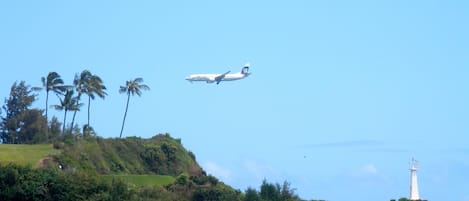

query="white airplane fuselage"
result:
[185,64,250,84]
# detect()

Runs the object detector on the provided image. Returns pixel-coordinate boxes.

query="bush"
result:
[176,173,190,185]
[53,141,65,149]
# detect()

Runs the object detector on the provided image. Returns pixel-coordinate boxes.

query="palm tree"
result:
[39,72,66,123]
[85,73,107,131]
[71,71,89,130]
[34,72,67,140]
[69,93,83,132]
[72,70,107,134]
[119,78,150,138]
[53,89,80,134]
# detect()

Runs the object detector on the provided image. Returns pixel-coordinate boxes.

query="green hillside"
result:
[55,133,204,177]
[0,134,310,200]
[100,174,175,186]
[0,134,248,201]
[0,134,204,187]
[0,144,59,166]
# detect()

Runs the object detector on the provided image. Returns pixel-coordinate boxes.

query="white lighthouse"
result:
[409,158,426,201]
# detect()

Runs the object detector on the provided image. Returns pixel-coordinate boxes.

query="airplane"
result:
[185,63,251,84]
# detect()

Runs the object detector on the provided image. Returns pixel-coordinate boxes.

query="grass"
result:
[100,174,175,186]
[0,143,176,186]
[0,144,60,166]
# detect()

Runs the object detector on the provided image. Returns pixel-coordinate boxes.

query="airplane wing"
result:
[215,71,230,84]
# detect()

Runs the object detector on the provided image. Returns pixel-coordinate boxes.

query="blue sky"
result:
[1,0,468,200]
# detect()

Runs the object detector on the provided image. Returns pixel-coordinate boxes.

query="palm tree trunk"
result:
[45,90,49,139]
[87,95,91,127]
[86,95,91,136]
[71,100,79,132]
[71,111,77,132]
[62,110,67,135]
[119,94,131,138]
[45,91,49,121]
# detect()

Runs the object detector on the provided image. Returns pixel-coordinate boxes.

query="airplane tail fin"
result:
[241,62,250,74]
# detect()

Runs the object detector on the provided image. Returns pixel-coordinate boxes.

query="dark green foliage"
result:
[192,184,243,201]
[48,116,62,142]
[207,175,219,185]
[0,164,249,201]
[137,185,173,201]
[18,109,48,144]
[190,174,219,186]
[1,81,48,144]
[245,187,261,201]
[193,188,223,201]
[245,179,303,201]
[141,141,180,174]
[260,179,282,201]
[176,173,190,185]
[0,164,299,201]
[0,164,135,201]
[280,181,299,201]
[110,178,132,201]
[166,181,194,201]
[3,81,36,116]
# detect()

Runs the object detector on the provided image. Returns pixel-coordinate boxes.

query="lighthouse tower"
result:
[409,158,426,201]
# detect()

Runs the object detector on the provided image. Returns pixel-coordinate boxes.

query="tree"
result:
[244,187,261,201]
[39,72,66,122]
[18,109,48,143]
[280,181,301,201]
[53,90,80,135]
[73,70,107,135]
[48,116,62,141]
[260,179,281,201]
[0,81,46,144]
[82,124,96,138]
[255,180,302,201]
[192,185,242,201]
[118,78,150,138]
[70,71,87,131]
[37,72,67,140]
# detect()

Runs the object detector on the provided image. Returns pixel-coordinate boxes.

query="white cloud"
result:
[346,164,380,179]
[362,164,378,175]
[244,160,280,181]
[203,161,232,182]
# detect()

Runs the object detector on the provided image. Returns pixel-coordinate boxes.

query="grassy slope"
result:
[57,134,204,177]
[0,143,176,186]
[0,144,59,166]
[0,134,204,187]
[100,174,176,186]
